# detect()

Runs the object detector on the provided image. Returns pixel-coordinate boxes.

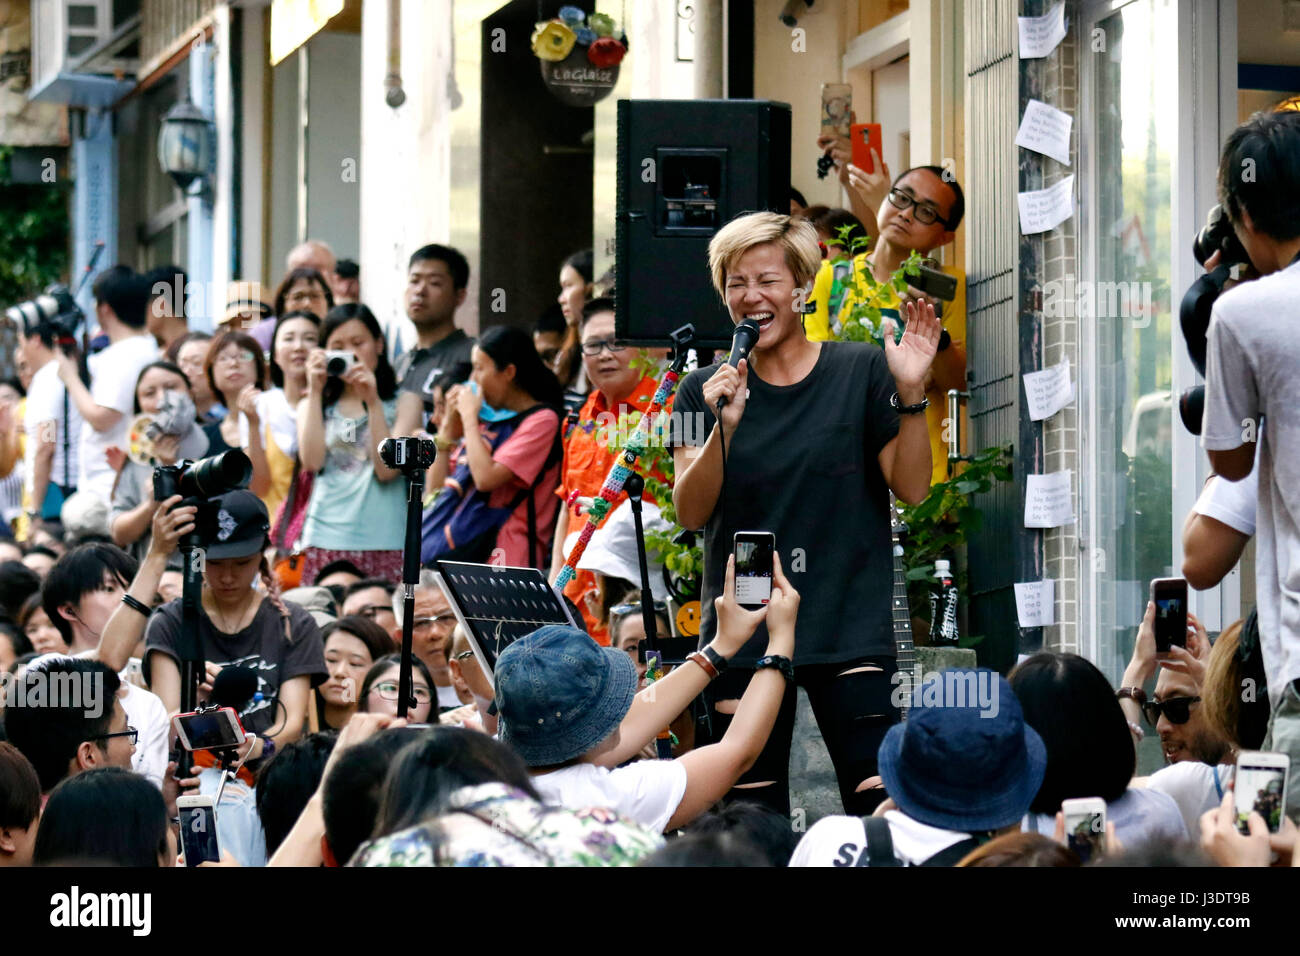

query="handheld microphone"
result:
[717,319,761,410]
[210,665,259,713]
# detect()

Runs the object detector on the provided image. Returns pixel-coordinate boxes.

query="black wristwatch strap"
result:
[754,655,794,683]
[701,645,728,676]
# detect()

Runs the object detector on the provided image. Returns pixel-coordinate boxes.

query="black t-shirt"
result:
[668,341,901,666]
[144,597,327,736]
[397,329,476,411]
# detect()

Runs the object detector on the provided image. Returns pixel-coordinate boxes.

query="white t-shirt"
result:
[1194,472,1258,537]
[23,359,83,495]
[435,682,461,711]
[120,681,170,790]
[1203,258,1300,694]
[533,760,689,834]
[236,388,299,456]
[789,810,972,867]
[1143,761,1235,840]
[78,334,159,504]
[1023,786,1189,845]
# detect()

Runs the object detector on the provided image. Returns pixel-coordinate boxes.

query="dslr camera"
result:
[153,449,252,502]
[325,350,360,377]
[6,284,84,350]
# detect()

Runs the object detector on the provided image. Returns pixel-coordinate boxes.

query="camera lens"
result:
[180,450,252,498]
[1178,386,1205,436]
[326,355,347,376]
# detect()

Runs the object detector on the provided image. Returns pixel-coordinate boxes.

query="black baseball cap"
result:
[205,490,270,559]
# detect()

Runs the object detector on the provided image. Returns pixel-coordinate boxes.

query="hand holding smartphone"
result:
[733,531,775,610]
[1149,578,1188,656]
[171,707,246,752]
[177,795,222,866]
[1234,751,1290,835]
[1061,797,1107,862]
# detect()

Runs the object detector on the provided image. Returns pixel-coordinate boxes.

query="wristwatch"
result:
[890,392,930,415]
[755,655,794,683]
[699,645,728,676]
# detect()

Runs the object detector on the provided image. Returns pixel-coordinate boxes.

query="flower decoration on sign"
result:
[531,8,629,106]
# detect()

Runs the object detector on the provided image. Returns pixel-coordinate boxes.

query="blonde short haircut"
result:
[707,211,822,298]
[1201,619,1244,745]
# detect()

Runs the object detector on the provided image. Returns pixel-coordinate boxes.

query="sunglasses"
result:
[1141,696,1201,727]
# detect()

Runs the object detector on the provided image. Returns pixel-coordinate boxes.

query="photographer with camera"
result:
[296,304,405,583]
[1200,108,1300,819]
[14,308,83,526]
[144,489,327,769]
[109,362,211,564]
[56,266,159,507]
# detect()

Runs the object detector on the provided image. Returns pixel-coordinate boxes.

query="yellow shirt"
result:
[805,254,967,487]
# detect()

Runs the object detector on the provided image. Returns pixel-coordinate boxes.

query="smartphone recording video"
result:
[171,707,245,753]
[1150,578,1188,654]
[734,531,775,611]
[1234,751,1290,835]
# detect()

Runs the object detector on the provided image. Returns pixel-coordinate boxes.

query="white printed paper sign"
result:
[1018,4,1068,59]
[1015,99,1073,166]
[1018,175,1075,235]
[1023,359,1074,421]
[1014,580,1056,628]
[1024,470,1075,528]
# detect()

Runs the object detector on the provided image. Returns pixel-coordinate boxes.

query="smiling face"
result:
[136,367,190,416]
[325,319,381,374]
[322,630,373,708]
[876,169,957,256]
[723,242,803,354]
[1153,667,1230,765]
[273,316,319,385]
[580,311,640,402]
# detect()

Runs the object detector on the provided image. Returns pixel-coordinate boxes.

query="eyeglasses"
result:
[453,650,476,662]
[1141,696,1202,727]
[581,338,626,356]
[373,681,433,703]
[610,602,668,616]
[412,613,457,633]
[886,188,952,228]
[90,726,139,746]
[216,349,256,366]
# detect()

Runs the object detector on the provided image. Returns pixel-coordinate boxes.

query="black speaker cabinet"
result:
[616,99,792,347]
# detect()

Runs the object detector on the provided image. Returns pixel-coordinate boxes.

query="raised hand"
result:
[884,299,941,395]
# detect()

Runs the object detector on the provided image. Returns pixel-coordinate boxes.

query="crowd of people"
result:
[0,110,1297,869]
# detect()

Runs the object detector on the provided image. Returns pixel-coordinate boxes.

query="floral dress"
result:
[349,783,663,867]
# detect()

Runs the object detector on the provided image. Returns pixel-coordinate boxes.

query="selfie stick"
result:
[395,454,427,720]
[555,324,696,590]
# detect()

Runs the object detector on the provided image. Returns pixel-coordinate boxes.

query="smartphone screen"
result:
[1235,757,1289,834]
[176,709,243,752]
[179,801,221,866]
[1151,578,1188,653]
[1062,804,1106,863]
[734,532,774,609]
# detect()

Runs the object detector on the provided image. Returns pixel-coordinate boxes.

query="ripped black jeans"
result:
[705,655,899,817]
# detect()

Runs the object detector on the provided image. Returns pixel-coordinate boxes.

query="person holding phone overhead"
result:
[669,211,939,817]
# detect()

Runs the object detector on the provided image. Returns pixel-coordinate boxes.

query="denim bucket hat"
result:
[494,625,638,767]
[877,668,1047,832]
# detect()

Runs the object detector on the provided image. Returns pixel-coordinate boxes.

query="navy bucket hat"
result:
[878,668,1047,832]
[494,625,638,767]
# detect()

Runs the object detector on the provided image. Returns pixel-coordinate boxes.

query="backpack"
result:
[421,405,561,567]
[860,816,984,867]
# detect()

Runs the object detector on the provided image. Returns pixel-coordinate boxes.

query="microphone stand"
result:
[395,454,427,720]
[624,473,672,760]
